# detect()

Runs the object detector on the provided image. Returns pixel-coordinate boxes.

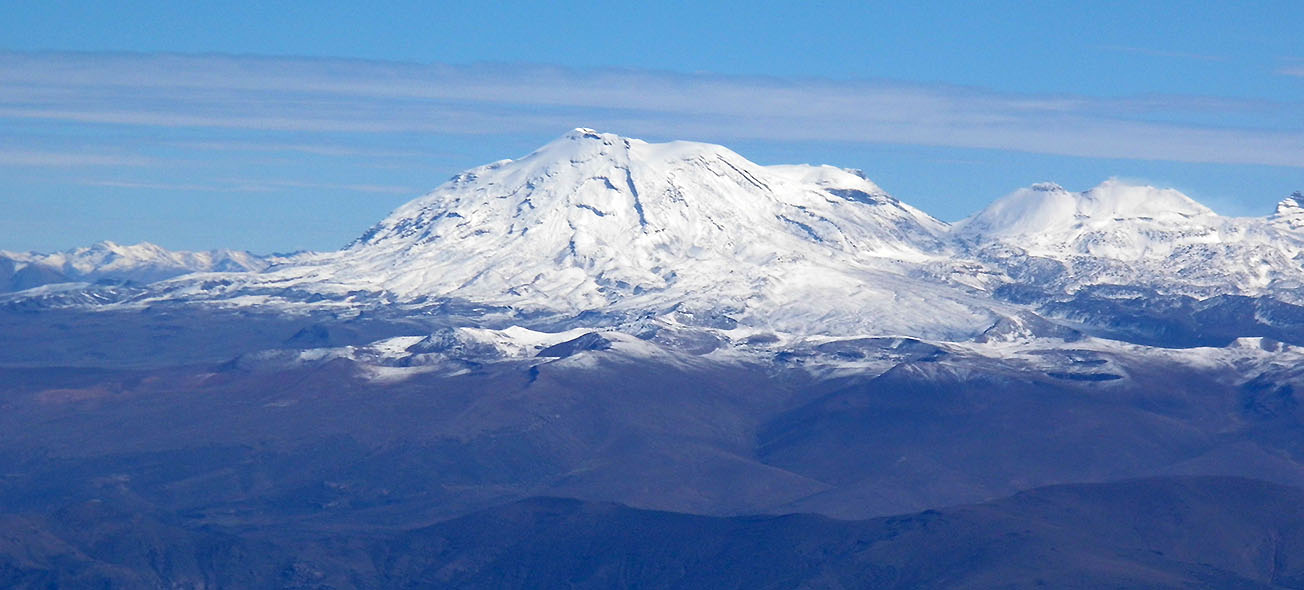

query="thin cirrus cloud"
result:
[163,140,440,159]
[1,51,1302,169]
[79,178,419,195]
[0,148,158,167]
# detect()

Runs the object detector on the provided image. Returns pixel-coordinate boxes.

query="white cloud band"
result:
[2,51,1301,168]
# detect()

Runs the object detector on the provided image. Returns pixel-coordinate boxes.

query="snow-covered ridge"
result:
[0,240,271,293]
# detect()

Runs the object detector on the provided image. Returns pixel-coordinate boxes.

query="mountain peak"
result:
[1277,192,1303,215]
[954,181,1072,238]
[286,130,969,336]
[523,128,638,163]
[1078,179,1211,219]
[549,127,631,149]
[1029,182,1065,192]
[959,179,1213,239]
[357,130,941,257]
[565,127,605,140]
[85,240,167,255]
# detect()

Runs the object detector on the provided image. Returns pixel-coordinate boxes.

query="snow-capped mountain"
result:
[0,240,270,293]
[957,180,1304,301]
[155,129,1008,339]
[10,130,1303,349]
[956,180,1214,244]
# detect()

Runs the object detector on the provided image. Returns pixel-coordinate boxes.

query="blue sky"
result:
[2,1,1302,252]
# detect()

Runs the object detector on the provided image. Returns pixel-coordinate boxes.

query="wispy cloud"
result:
[80,180,221,191]
[0,148,157,167]
[164,140,441,159]
[234,179,419,194]
[1,51,1302,168]
[1280,66,1304,77]
[80,178,419,195]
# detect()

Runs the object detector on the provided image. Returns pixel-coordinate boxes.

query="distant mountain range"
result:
[7,129,1302,350]
[6,477,1301,589]
[0,240,271,293]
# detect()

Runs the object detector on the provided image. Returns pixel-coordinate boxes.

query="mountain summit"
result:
[957,179,1214,249]
[186,129,998,338]
[342,128,948,298]
[352,127,947,268]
